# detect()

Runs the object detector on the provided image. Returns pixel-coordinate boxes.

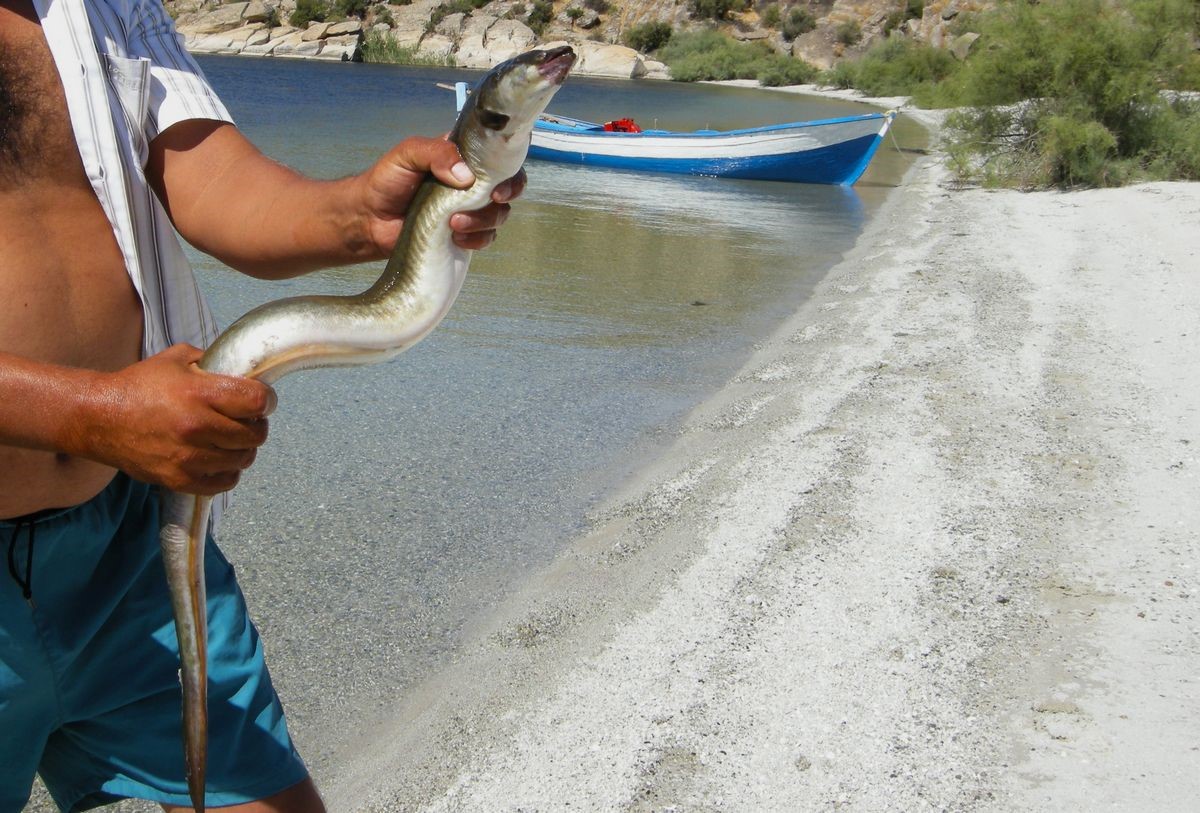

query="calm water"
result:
[186,55,920,779]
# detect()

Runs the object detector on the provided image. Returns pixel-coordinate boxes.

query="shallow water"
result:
[185,56,921,779]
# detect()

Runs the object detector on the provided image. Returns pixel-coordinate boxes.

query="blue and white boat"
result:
[527,110,897,185]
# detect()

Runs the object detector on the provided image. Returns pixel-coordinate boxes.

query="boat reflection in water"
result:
[523,159,866,247]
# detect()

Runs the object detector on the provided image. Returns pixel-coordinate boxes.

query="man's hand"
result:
[69,345,276,495]
[358,135,527,256]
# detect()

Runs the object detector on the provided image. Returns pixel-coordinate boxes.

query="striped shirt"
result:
[34,0,236,523]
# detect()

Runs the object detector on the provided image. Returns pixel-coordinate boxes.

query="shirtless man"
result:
[0,0,521,809]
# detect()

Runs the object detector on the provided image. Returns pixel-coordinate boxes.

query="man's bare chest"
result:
[0,0,90,186]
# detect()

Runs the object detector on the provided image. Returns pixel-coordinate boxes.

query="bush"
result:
[758,56,818,86]
[427,0,486,29]
[821,37,958,99]
[761,3,781,27]
[526,0,553,32]
[624,21,673,52]
[289,0,327,26]
[938,0,1200,187]
[689,0,745,21]
[334,0,369,17]
[660,29,816,85]
[361,29,456,63]
[781,7,815,39]
[566,6,584,24]
[834,19,860,45]
[583,0,609,10]
[373,4,394,25]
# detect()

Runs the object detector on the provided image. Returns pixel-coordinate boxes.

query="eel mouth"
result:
[538,46,576,85]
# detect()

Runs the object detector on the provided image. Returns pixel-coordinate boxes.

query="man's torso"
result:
[0,0,143,519]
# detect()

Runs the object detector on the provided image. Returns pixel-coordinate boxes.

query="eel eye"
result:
[477,108,510,131]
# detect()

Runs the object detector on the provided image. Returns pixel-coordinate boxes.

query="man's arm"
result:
[146,120,524,280]
[0,346,273,495]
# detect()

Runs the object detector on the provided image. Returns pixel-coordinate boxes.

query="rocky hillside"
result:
[168,0,991,76]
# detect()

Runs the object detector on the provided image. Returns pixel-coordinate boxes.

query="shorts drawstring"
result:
[7,517,35,602]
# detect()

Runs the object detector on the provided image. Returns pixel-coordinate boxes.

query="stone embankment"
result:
[172,0,669,79]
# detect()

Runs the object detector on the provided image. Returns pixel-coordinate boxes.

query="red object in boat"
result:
[602,118,642,133]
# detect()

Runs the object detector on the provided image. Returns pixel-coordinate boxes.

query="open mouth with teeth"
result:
[537,46,576,84]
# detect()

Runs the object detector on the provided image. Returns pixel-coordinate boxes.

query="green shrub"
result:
[660,29,816,85]
[1041,114,1120,186]
[624,21,673,52]
[938,0,1200,187]
[758,56,818,86]
[373,4,394,24]
[511,1,525,13]
[428,0,484,30]
[761,3,781,27]
[566,6,584,24]
[821,37,958,99]
[834,19,860,44]
[781,7,815,39]
[334,0,369,17]
[289,0,327,27]
[526,0,553,32]
[821,60,857,89]
[361,29,456,63]
[689,0,745,21]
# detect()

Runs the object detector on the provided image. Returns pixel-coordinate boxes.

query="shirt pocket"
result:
[103,53,151,166]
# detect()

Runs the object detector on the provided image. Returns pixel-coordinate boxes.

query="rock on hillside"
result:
[167,0,991,72]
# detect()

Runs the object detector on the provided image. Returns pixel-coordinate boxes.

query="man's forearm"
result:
[148,121,376,280]
[149,118,510,282]
[0,352,102,455]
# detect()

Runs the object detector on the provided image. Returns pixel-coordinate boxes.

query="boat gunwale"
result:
[535,111,894,140]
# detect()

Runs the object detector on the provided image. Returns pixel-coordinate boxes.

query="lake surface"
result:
[188,55,920,780]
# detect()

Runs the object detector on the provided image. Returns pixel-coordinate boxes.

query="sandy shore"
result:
[320,150,1200,810]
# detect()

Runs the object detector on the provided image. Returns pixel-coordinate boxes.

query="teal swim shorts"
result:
[1,474,309,813]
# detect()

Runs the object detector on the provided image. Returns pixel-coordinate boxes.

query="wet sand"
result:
[327,142,1200,810]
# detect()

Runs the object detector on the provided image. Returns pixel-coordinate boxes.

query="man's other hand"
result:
[71,345,276,495]
[358,135,527,255]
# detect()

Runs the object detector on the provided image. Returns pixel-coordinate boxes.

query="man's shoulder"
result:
[85,0,156,37]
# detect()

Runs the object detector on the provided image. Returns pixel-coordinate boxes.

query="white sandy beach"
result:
[319,148,1200,811]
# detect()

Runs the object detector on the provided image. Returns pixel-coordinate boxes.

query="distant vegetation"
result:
[822,37,957,100]
[426,0,490,30]
[525,0,554,33]
[361,29,456,64]
[659,29,817,86]
[687,0,748,21]
[826,0,1200,188]
[289,0,326,27]
[780,7,816,40]
[623,21,672,53]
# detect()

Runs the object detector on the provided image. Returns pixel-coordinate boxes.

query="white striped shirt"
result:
[34,0,236,523]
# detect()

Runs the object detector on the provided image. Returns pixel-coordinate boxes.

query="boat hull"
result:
[529,112,895,185]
